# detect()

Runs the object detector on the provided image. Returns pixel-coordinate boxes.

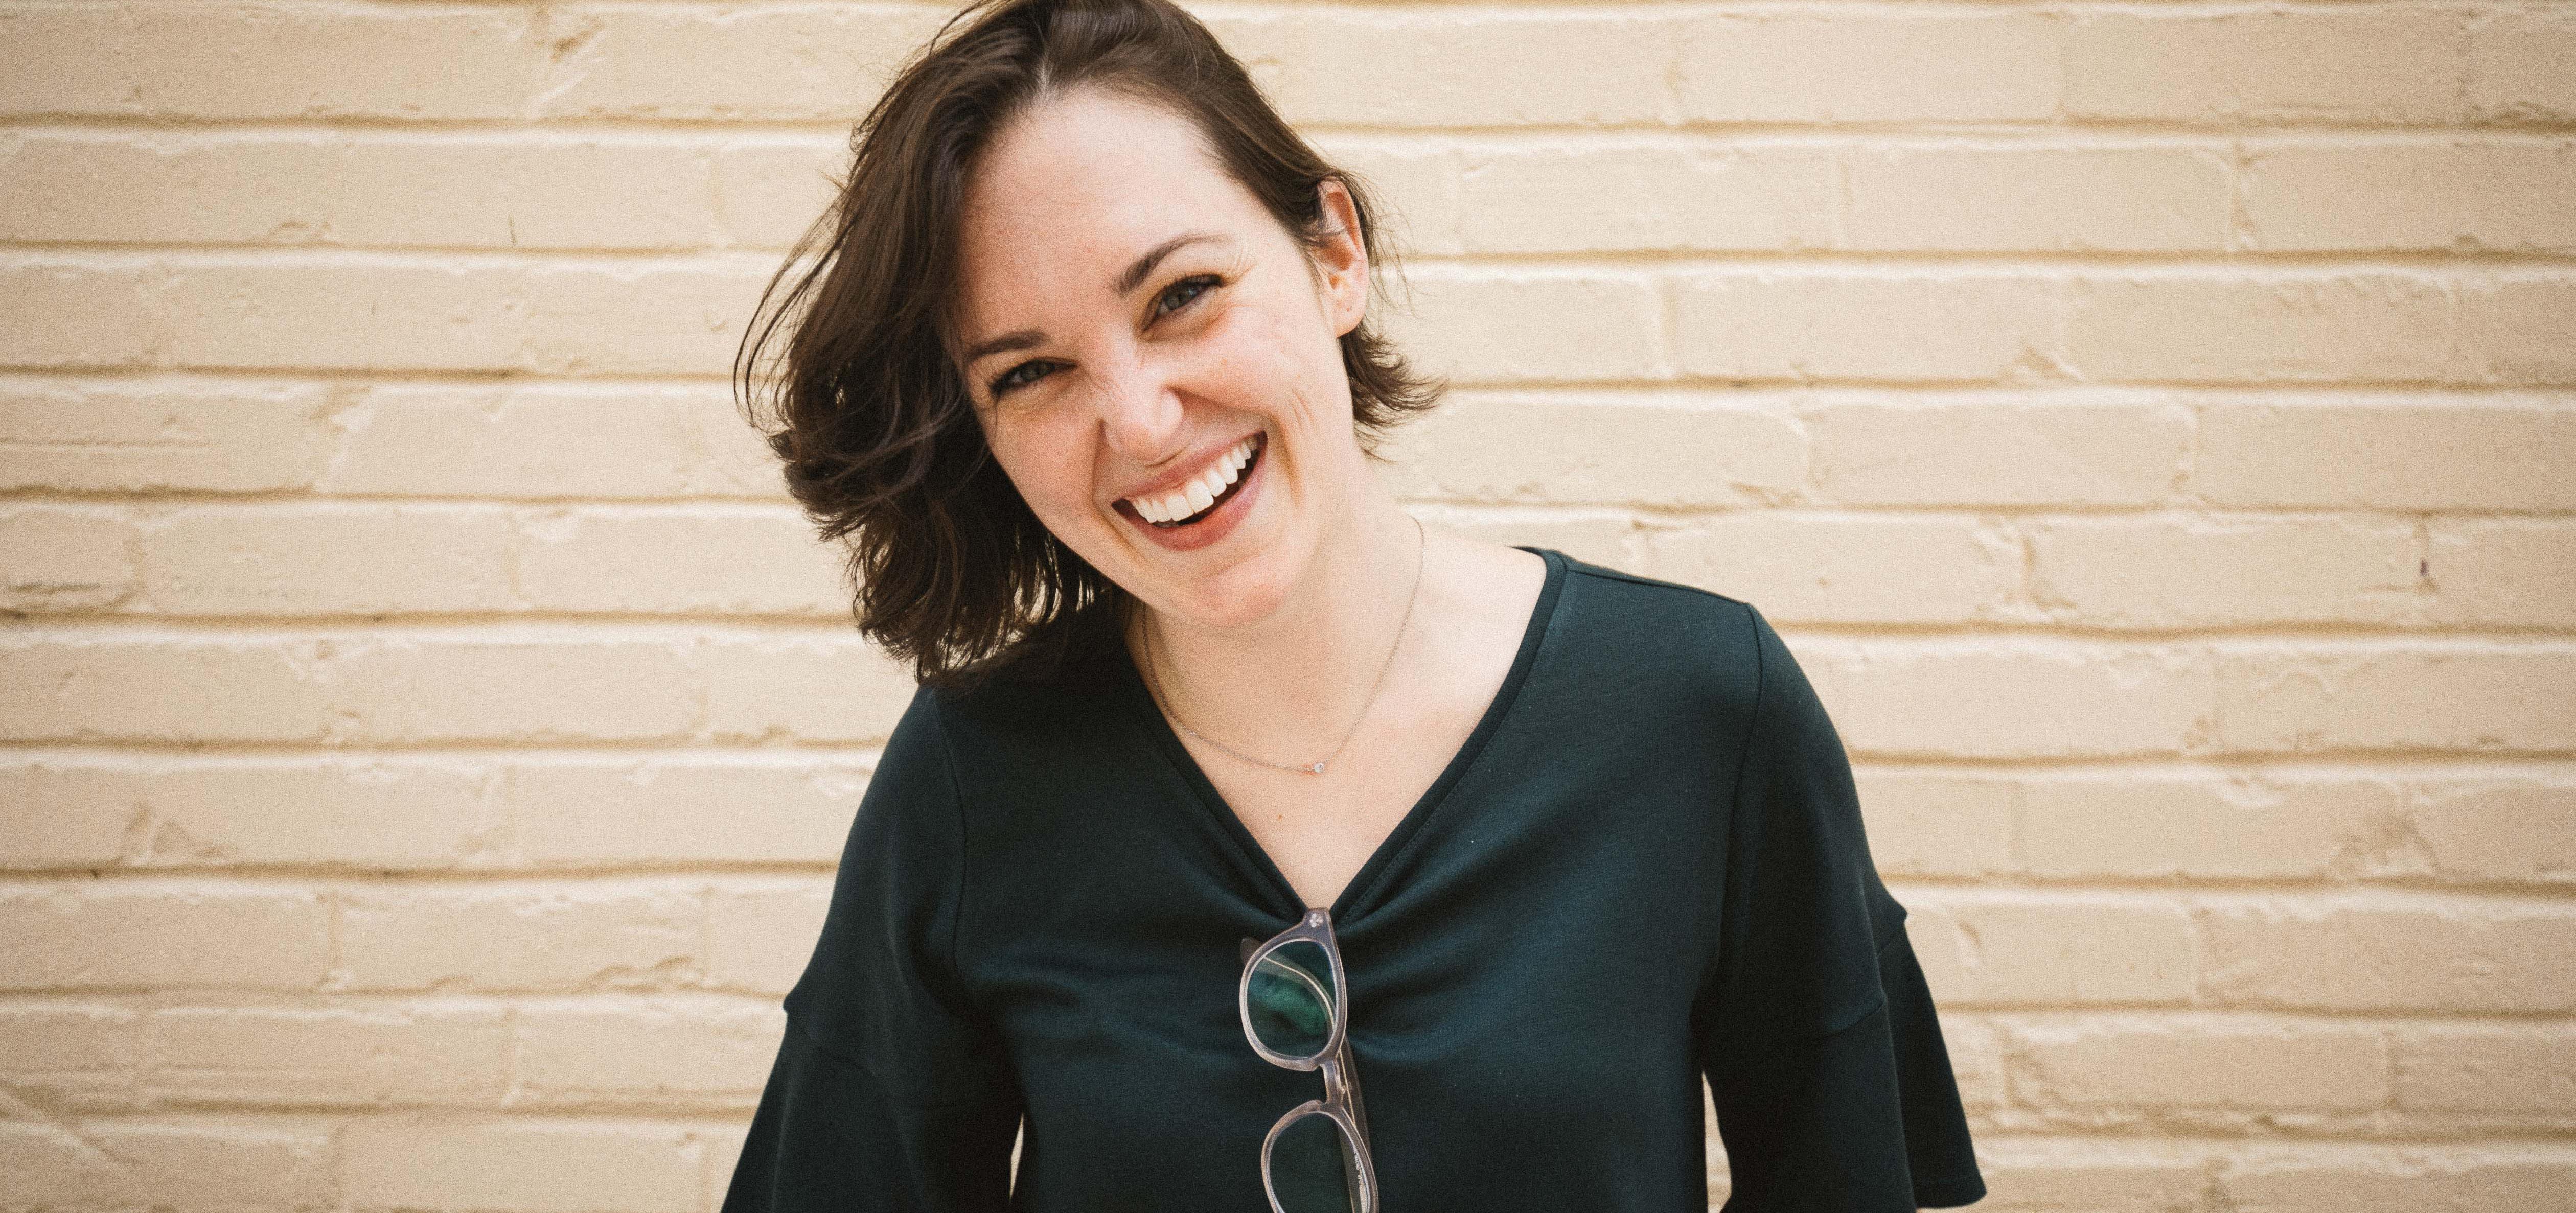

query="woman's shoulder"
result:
[1555,549,1753,615]
[914,596,1136,756]
[1500,547,1777,725]
[1550,549,1765,655]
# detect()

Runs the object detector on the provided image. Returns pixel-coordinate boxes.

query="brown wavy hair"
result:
[732,0,1444,694]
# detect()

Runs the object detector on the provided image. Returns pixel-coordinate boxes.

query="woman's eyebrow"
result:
[960,231,1230,373]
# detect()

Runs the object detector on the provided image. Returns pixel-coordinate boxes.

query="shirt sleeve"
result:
[722,686,1022,1213]
[1697,604,1987,1211]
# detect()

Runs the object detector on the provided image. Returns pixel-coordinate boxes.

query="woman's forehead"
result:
[977,89,1217,191]
[953,92,1268,313]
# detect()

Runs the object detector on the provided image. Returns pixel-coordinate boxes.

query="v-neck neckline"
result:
[1109,545,1568,929]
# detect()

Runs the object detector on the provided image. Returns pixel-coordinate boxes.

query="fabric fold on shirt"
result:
[1695,602,1985,1211]
[721,551,1987,1211]
[724,689,1022,1212]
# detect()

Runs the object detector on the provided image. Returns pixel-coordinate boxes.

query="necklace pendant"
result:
[1310,762,1326,774]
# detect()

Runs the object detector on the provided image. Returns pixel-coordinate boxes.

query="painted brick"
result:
[705,879,833,996]
[0,632,702,744]
[711,135,852,250]
[509,758,860,868]
[5,2,2569,1206]
[2020,775,2414,882]
[1,505,135,612]
[0,1117,334,1205]
[1848,771,2018,880]
[0,131,720,250]
[0,758,501,871]
[2410,778,2576,888]
[0,2,553,120]
[337,1116,700,1213]
[1219,9,1677,128]
[533,4,951,122]
[2066,9,2468,124]
[2216,1151,2576,1212]
[337,881,704,993]
[1642,512,2022,625]
[2065,273,2458,384]
[2,254,776,376]
[2459,273,2576,385]
[2426,518,2576,628]
[1384,392,1805,508]
[1805,392,2192,507]
[1673,271,2062,383]
[2026,516,2423,626]
[1843,143,2232,253]
[2012,1016,2388,1112]
[1426,506,1650,574]
[699,633,919,744]
[0,1002,142,1111]
[1676,11,2062,124]
[2240,138,2576,254]
[147,1001,511,1105]
[2393,1023,2576,1114]
[0,762,136,869]
[1925,1146,2207,1210]
[514,997,781,1103]
[2197,899,2576,1013]
[2469,8,2576,122]
[516,504,845,614]
[1381,267,1665,384]
[1784,637,2215,759]
[1908,895,2198,1006]
[141,503,520,614]
[328,381,777,500]
[2195,398,2576,511]
[2213,645,2576,754]
[1453,141,1838,254]
[0,376,335,493]
[0,882,331,990]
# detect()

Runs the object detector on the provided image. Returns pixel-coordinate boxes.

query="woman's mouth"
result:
[1115,431,1266,552]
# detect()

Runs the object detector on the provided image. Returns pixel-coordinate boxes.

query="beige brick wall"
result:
[3,1,2570,1207]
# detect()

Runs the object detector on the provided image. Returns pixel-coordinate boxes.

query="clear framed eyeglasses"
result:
[1239,908,1378,1213]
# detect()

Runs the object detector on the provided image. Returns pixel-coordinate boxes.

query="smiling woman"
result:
[733,0,1442,692]
[722,0,1985,1210]
[946,92,1359,582]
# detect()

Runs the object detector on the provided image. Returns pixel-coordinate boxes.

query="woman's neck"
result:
[1122,491,1436,768]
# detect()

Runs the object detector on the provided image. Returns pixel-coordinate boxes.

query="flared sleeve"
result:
[1696,604,1986,1211]
[722,686,1021,1212]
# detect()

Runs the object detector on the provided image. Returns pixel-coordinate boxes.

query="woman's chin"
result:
[1137,539,1306,632]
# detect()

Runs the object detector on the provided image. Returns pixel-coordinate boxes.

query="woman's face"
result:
[949,86,1371,630]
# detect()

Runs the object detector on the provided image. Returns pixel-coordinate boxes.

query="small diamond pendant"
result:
[1310,762,1326,773]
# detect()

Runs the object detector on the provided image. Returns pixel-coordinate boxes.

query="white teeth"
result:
[1125,433,1258,524]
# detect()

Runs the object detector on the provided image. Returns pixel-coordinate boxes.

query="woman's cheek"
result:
[989,418,1082,523]
[1195,305,1306,412]
[1040,427,1099,522]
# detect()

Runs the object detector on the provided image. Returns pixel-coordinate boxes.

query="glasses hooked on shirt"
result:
[1240,908,1378,1213]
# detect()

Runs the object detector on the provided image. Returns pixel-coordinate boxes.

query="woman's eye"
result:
[988,275,1222,400]
[1154,274,1222,320]
[989,359,1053,399]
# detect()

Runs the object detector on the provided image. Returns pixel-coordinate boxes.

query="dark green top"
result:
[723,547,1986,1212]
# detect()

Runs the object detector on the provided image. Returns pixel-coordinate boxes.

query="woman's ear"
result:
[1310,178,1370,338]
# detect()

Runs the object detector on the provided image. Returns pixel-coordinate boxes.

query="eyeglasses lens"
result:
[1246,940,1336,1059]
[1267,1111,1367,1213]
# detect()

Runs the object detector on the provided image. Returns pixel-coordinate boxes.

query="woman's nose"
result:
[1091,357,1188,458]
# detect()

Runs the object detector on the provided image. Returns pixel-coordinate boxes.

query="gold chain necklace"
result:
[1139,515,1426,775]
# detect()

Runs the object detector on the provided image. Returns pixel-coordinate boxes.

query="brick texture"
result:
[2,1,2570,1209]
